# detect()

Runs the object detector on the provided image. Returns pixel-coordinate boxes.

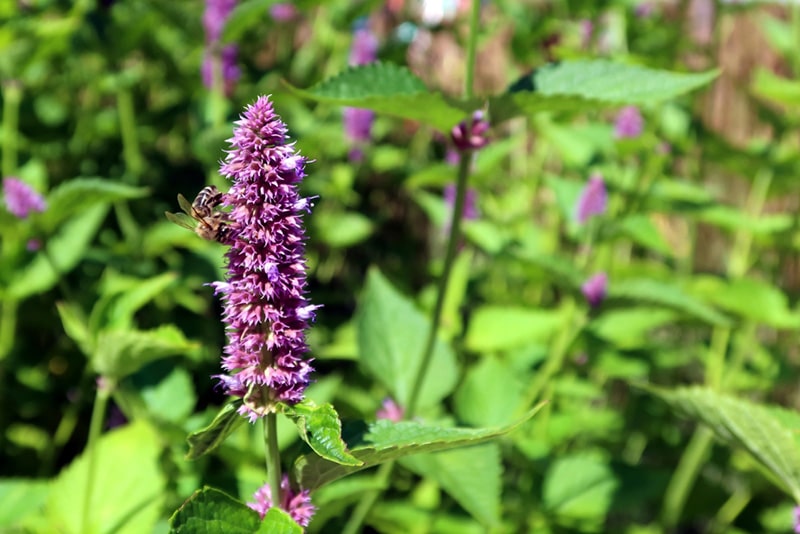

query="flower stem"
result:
[80,379,111,534]
[464,0,480,101]
[265,411,283,507]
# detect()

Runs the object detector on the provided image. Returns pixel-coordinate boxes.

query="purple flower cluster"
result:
[344,25,379,162]
[614,106,644,139]
[451,111,490,152]
[582,272,608,308]
[575,174,607,224]
[3,177,46,219]
[248,475,315,527]
[212,96,318,420]
[202,0,240,96]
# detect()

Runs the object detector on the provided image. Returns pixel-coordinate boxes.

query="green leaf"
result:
[454,356,527,427]
[609,278,731,327]
[312,210,375,248]
[100,272,178,330]
[0,478,49,528]
[261,508,303,534]
[294,405,543,491]
[280,400,362,466]
[169,487,263,534]
[287,63,472,131]
[42,177,148,232]
[651,386,800,501]
[590,307,678,349]
[751,68,800,107]
[91,325,195,381]
[543,454,618,519]
[355,268,458,410]
[690,276,800,328]
[400,444,502,526]
[55,301,93,356]
[616,214,673,257]
[465,305,568,352]
[8,204,108,299]
[491,60,718,122]
[46,422,165,534]
[221,0,275,44]
[186,401,246,460]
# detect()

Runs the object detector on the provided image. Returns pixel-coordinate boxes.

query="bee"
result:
[165,185,230,242]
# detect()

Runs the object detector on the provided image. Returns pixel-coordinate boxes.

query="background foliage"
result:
[3,0,800,533]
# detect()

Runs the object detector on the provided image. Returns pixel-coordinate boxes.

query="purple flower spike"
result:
[794,506,800,534]
[451,111,490,152]
[212,96,318,420]
[349,27,379,67]
[582,273,608,308]
[248,475,315,528]
[376,397,405,422]
[202,0,239,94]
[3,177,46,219]
[444,183,479,221]
[575,174,607,224]
[614,106,644,139]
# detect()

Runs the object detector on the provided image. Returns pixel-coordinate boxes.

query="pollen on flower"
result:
[211,96,319,420]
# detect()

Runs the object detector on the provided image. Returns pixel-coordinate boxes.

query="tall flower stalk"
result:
[212,96,317,526]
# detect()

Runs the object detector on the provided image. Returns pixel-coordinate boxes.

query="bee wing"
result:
[177,193,195,216]
[165,210,195,230]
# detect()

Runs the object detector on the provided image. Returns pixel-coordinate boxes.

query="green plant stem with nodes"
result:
[80,378,113,534]
[343,2,482,531]
[660,169,773,529]
[265,411,283,507]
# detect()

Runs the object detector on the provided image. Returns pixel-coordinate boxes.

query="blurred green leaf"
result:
[221,0,277,44]
[751,68,800,107]
[465,305,567,352]
[8,204,109,299]
[91,325,195,380]
[46,422,165,534]
[261,508,304,534]
[542,454,618,519]
[55,301,92,356]
[590,307,677,349]
[139,367,197,424]
[169,487,265,534]
[287,63,473,131]
[42,178,148,232]
[0,479,49,528]
[281,400,362,466]
[615,214,673,257]
[92,272,178,331]
[690,276,800,328]
[295,406,543,491]
[186,402,246,460]
[454,356,527,427]
[651,386,800,501]
[313,210,374,248]
[355,268,458,410]
[400,444,502,526]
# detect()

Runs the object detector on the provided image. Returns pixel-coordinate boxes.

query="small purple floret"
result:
[248,475,315,527]
[376,397,404,422]
[582,273,608,308]
[3,177,46,219]
[451,111,490,152]
[212,96,318,419]
[575,174,607,224]
[614,106,644,139]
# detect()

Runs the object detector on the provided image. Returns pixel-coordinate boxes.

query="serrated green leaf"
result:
[8,204,108,299]
[287,63,473,131]
[400,444,502,526]
[465,305,568,352]
[294,404,544,491]
[42,178,148,232]
[651,386,800,501]
[91,325,195,380]
[280,400,362,466]
[355,268,458,410]
[186,401,246,460]
[543,454,618,519]
[0,479,49,528]
[47,422,165,534]
[169,487,262,534]
[492,61,717,122]
[609,278,731,327]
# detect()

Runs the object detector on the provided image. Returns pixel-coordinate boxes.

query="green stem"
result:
[81,379,111,534]
[116,88,143,180]
[341,460,394,534]
[2,81,21,178]
[711,486,751,534]
[407,153,471,419]
[0,298,18,362]
[660,426,715,528]
[265,412,283,507]
[463,0,480,100]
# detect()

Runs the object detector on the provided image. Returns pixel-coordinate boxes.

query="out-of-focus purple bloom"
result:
[579,19,593,48]
[582,273,608,308]
[376,397,404,422]
[575,174,607,224]
[444,183,479,221]
[614,106,644,139]
[211,96,318,421]
[248,475,315,528]
[445,148,460,166]
[348,27,379,66]
[202,0,239,95]
[794,506,800,533]
[26,239,41,251]
[635,2,655,18]
[451,110,490,152]
[3,177,46,219]
[343,26,378,161]
[269,3,298,22]
[343,107,374,142]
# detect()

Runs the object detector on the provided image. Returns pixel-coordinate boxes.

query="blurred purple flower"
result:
[376,397,404,422]
[348,26,379,66]
[635,2,655,18]
[26,239,41,251]
[3,177,46,219]
[248,475,315,527]
[202,0,239,95]
[582,273,608,308]
[614,106,644,139]
[269,3,298,22]
[451,110,490,152]
[575,174,607,224]
[794,506,800,533]
[211,96,318,421]
[444,183,479,221]
[343,26,379,161]
[579,19,593,48]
